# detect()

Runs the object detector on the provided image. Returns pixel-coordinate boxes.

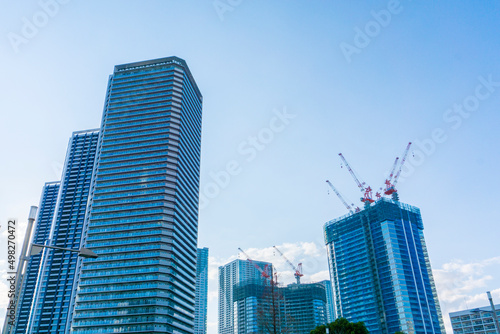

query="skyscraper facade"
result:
[324,198,445,334]
[13,182,60,334]
[195,247,209,334]
[71,56,203,333]
[28,129,99,334]
[218,259,272,334]
[319,280,335,324]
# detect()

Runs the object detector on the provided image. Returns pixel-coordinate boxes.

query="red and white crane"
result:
[338,153,374,204]
[238,248,271,280]
[384,142,412,197]
[380,157,399,195]
[326,180,360,213]
[273,245,303,284]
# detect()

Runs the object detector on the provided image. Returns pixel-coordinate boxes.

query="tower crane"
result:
[380,157,399,195]
[384,142,412,199]
[238,248,271,280]
[272,246,303,284]
[338,153,374,204]
[326,180,360,213]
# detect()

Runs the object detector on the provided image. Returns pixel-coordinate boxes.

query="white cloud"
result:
[434,256,500,334]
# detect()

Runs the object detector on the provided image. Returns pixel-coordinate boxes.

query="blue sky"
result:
[1,1,499,333]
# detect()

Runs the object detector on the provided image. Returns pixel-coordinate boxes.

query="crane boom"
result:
[238,248,270,279]
[326,180,353,212]
[387,157,400,183]
[338,153,374,204]
[338,153,365,191]
[273,246,303,284]
[392,142,412,188]
[382,157,399,195]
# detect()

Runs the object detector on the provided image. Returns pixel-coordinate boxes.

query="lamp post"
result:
[2,206,97,334]
[30,244,98,258]
[487,291,500,334]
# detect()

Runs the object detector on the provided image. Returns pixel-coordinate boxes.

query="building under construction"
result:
[232,279,327,334]
[324,198,446,334]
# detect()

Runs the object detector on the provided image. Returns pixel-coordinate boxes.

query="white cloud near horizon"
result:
[434,256,500,333]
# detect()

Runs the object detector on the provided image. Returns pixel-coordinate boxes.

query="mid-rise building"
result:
[449,304,500,334]
[195,247,209,334]
[281,282,328,333]
[232,280,327,333]
[13,182,60,334]
[218,259,272,334]
[71,56,203,333]
[324,198,445,334]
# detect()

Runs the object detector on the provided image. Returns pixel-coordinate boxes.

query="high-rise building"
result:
[319,280,335,323]
[195,247,209,334]
[449,304,500,334]
[71,56,203,333]
[324,198,445,334]
[232,280,328,333]
[13,182,60,334]
[28,130,99,334]
[218,259,272,334]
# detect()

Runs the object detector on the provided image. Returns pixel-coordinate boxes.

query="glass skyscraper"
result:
[218,259,273,334]
[28,130,99,334]
[324,198,445,334]
[320,279,335,324]
[195,247,209,334]
[13,182,60,334]
[71,56,203,333]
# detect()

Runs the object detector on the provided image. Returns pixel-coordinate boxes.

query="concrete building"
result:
[449,304,500,334]
[195,248,209,334]
[325,198,445,334]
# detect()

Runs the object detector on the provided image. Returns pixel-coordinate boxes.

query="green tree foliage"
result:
[310,317,369,334]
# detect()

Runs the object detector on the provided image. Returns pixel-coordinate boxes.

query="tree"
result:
[310,317,369,334]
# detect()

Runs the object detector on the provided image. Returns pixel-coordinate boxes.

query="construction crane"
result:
[380,157,399,195]
[238,248,271,280]
[384,142,412,199]
[326,180,360,213]
[338,153,374,204]
[273,246,303,284]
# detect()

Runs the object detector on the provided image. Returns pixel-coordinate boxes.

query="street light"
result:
[2,206,98,334]
[30,243,98,259]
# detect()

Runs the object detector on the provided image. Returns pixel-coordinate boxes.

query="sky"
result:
[0,1,499,333]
